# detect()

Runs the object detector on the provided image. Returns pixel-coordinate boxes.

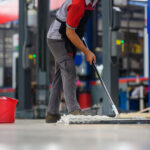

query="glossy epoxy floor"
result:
[0,120,150,150]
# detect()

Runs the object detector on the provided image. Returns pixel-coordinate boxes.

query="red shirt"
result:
[66,0,97,29]
[47,0,98,40]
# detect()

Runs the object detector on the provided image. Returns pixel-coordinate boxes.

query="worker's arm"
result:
[66,26,96,65]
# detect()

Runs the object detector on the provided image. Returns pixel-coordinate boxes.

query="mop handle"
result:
[92,61,119,116]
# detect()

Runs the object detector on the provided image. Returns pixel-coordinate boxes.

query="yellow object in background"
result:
[122,43,125,53]
[134,44,142,54]
[116,39,121,45]
[28,54,33,59]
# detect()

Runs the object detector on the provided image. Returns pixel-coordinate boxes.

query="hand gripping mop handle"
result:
[92,61,119,117]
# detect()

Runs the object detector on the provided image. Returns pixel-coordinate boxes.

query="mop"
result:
[57,62,150,125]
[92,61,119,117]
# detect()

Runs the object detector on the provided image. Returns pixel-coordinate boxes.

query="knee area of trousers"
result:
[64,60,76,77]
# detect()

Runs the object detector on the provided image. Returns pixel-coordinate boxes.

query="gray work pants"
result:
[47,39,80,114]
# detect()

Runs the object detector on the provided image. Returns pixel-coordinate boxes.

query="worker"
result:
[46,0,98,123]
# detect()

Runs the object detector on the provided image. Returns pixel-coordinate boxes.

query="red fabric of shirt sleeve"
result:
[66,0,85,29]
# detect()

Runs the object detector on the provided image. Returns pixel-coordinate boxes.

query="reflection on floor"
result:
[0,119,150,150]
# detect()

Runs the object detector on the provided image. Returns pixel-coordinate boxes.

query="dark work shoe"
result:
[46,113,61,123]
[69,109,87,115]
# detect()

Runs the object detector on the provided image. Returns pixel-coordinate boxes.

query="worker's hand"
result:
[85,50,96,65]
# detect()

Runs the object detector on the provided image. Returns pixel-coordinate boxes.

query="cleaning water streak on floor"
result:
[0,120,150,150]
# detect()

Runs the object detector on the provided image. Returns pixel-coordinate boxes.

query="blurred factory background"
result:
[0,0,150,118]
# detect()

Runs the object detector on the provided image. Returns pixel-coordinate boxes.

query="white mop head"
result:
[57,115,150,124]
[57,115,110,124]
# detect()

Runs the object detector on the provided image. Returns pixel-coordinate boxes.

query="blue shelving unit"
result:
[129,1,147,7]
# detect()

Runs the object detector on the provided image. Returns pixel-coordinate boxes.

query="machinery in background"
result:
[17,0,33,118]
[17,0,50,118]
[35,0,50,118]
[101,0,122,116]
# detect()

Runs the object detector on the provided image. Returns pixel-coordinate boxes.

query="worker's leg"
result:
[47,39,80,113]
[58,58,80,113]
[47,62,63,114]
[47,39,66,114]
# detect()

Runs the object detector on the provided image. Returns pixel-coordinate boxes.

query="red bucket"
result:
[79,92,91,109]
[0,97,18,123]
